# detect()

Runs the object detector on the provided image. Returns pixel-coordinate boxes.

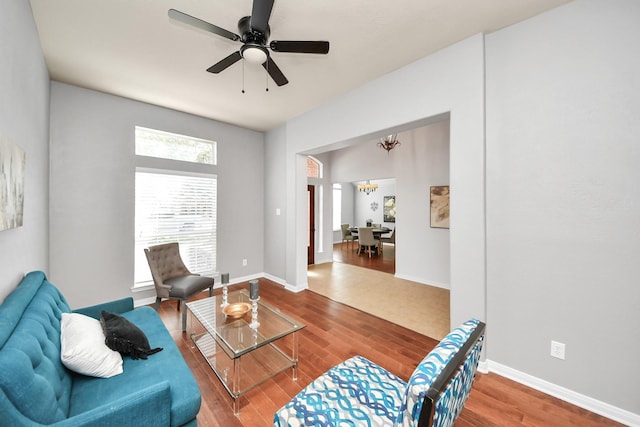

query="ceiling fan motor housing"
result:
[238,16,270,44]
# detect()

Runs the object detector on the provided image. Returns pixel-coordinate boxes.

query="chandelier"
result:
[358,180,378,195]
[377,134,401,153]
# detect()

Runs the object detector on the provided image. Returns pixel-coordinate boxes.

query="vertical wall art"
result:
[383,196,396,223]
[430,186,449,229]
[0,132,26,231]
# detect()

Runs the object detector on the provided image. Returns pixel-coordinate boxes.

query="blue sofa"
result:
[0,271,201,426]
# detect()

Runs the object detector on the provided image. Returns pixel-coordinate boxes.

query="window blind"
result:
[134,170,217,285]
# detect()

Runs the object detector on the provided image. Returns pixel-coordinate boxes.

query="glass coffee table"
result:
[186,290,305,414]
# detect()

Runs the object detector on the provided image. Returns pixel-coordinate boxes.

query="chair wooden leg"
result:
[154,297,162,311]
[176,300,181,312]
[209,286,213,297]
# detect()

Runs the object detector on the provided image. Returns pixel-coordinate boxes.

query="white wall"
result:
[352,179,396,228]
[485,0,640,417]
[330,121,451,288]
[0,0,50,301]
[270,33,485,331]
[339,182,355,235]
[49,82,265,307]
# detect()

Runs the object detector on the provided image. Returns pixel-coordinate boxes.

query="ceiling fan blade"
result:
[262,56,288,86]
[169,9,240,42]
[207,51,242,73]
[269,40,330,54]
[250,0,275,34]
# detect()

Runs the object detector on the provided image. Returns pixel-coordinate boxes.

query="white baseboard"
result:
[487,360,640,426]
[134,296,156,307]
[393,272,450,290]
[133,282,637,425]
[262,272,308,292]
[477,360,489,374]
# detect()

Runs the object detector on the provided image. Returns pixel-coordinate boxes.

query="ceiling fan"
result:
[168,0,330,87]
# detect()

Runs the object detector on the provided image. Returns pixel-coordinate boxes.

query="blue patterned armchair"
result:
[274,318,485,427]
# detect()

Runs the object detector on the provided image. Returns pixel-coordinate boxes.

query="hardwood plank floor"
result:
[156,279,622,426]
[333,241,396,274]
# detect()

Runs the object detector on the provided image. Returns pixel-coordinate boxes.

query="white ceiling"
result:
[29,0,571,132]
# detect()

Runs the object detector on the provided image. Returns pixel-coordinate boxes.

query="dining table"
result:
[348,226,392,237]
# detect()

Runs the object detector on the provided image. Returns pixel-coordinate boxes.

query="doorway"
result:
[307,184,315,265]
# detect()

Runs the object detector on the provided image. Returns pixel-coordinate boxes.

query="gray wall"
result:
[49,82,265,308]
[263,125,287,281]
[2,0,638,421]
[264,0,639,420]
[0,0,50,301]
[270,33,486,334]
[485,0,640,415]
[330,121,451,288]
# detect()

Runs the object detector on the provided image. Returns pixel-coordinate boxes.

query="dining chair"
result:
[357,227,379,258]
[340,224,357,249]
[380,227,396,254]
[381,227,396,245]
[371,224,382,252]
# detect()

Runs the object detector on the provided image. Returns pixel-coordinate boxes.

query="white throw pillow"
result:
[60,312,123,378]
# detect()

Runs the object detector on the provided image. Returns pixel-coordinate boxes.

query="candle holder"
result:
[220,273,230,308]
[249,296,260,329]
[251,326,258,345]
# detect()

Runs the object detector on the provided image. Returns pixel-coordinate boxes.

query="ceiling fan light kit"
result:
[169,0,330,88]
[241,44,268,65]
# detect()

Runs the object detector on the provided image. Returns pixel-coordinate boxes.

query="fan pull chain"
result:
[241,60,245,94]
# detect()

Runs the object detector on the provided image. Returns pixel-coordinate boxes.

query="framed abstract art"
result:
[0,132,26,232]
[383,196,396,222]
[430,186,449,229]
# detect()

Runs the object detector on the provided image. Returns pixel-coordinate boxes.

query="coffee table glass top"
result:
[186,290,304,359]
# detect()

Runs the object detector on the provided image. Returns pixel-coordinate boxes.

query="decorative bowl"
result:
[223,302,251,319]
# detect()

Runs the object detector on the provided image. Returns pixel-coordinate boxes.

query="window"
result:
[135,126,216,164]
[333,183,342,231]
[134,127,217,287]
[307,156,321,178]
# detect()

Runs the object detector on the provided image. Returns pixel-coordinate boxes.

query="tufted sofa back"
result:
[0,271,73,424]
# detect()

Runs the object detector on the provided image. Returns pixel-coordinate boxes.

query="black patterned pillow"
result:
[100,311,162,360]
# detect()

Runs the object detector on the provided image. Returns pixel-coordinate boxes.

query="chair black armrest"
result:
[418,321,486,427]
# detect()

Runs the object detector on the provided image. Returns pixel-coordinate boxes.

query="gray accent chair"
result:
[144,242,214,330]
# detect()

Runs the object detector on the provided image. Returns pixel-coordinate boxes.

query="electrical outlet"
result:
[242,259,247,267]
[550,341,565,360]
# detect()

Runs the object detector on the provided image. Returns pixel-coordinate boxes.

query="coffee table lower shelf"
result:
[191,332,297,414]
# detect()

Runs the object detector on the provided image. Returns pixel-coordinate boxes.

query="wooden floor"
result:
[333,240,396,274]
[156,279,622,427]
